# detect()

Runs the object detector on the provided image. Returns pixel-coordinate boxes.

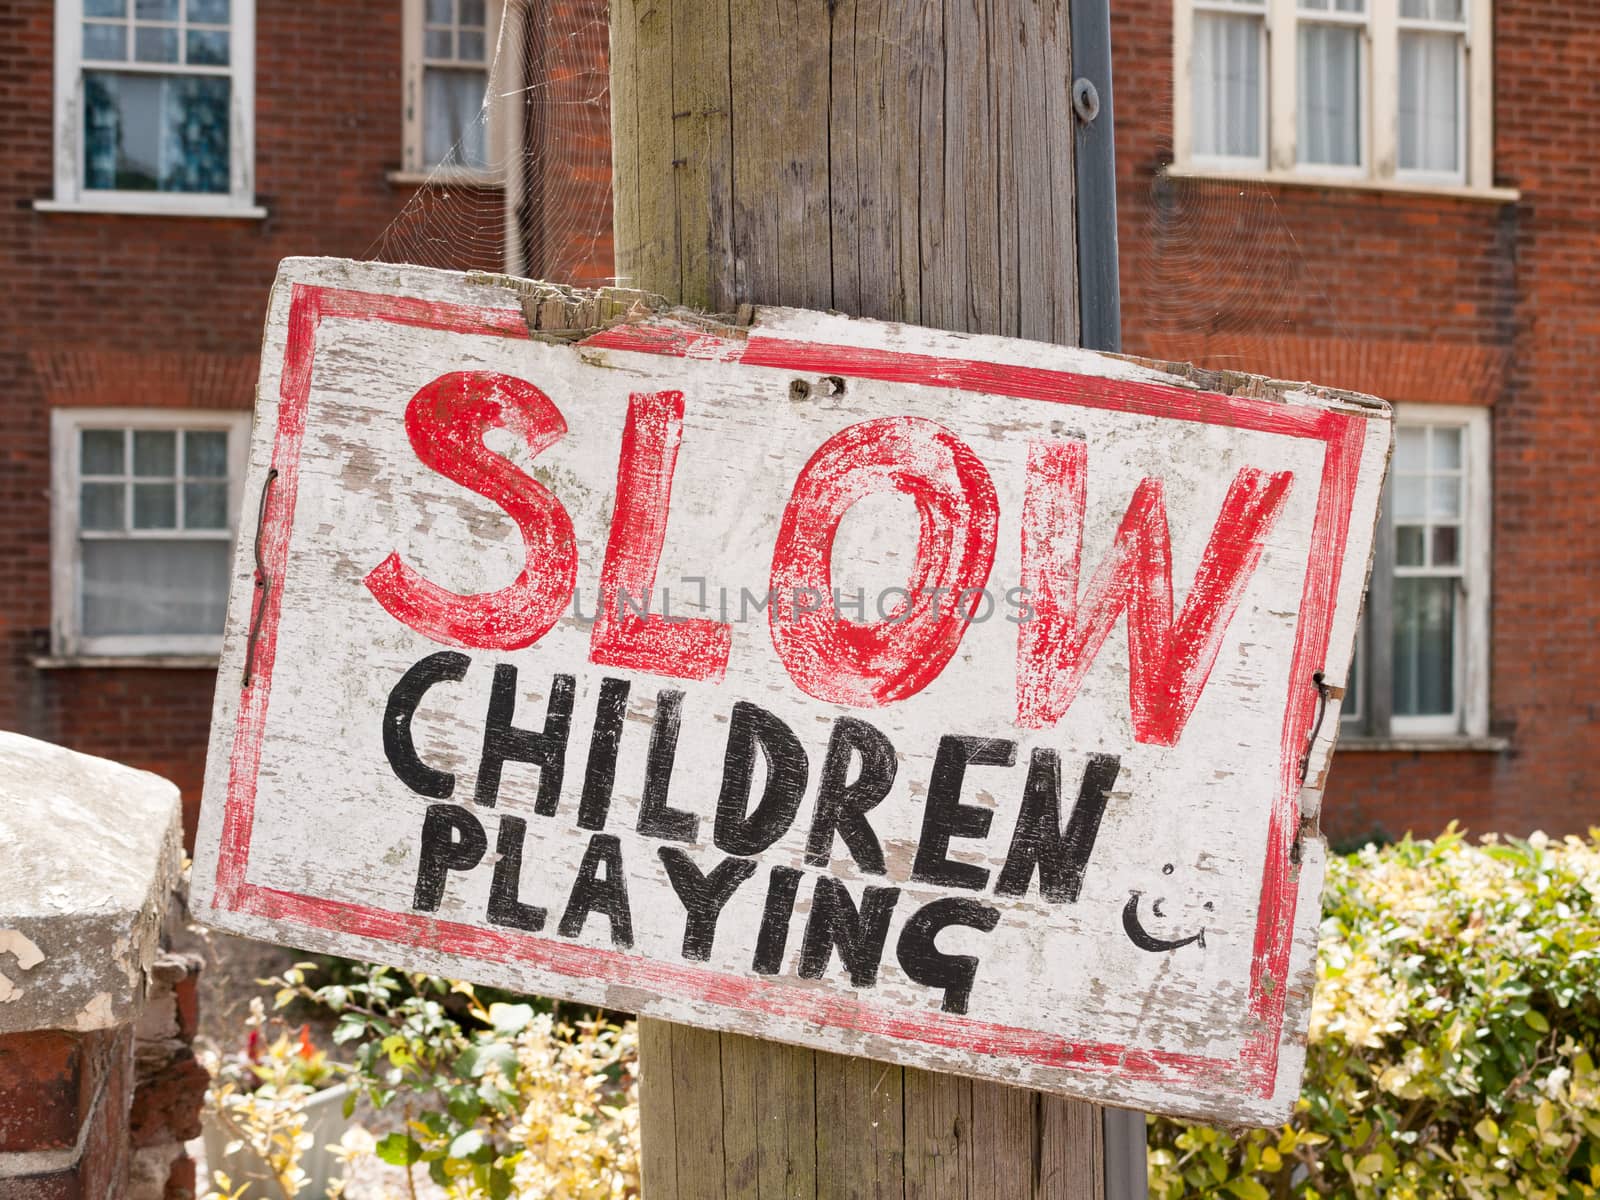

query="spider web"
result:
[371,0,616,288]
[1119,91,1355,371]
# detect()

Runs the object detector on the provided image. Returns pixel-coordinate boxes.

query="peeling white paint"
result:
[74,992,115,1030]
[0,929,44,970]
[0,929,45,1004]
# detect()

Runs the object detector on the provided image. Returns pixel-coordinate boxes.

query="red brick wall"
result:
[0,0,610,848]
[0,1026,135,1198]
[1110,0,1599,843]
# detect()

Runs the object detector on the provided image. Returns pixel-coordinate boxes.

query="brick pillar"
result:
[130,954,208,1200]
[0,733,198,1200]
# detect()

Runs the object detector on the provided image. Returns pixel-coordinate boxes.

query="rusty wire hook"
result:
[1296,670,1331,783]
[241,467,279,689]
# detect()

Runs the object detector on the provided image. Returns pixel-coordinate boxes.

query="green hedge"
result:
[1149,829,1600,1199]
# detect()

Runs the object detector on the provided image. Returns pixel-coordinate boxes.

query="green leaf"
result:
[1224,1180,1270,1200]
[374,1133,424,1167]
[1523,1010,1550,1033]
[331,1018,368,1045]
[456,1041,518,1080]
[418,1111,448,1137]
[489,1002,535,1034]
[449,1130,488,1160]
[381,1034,416,1069]
[447,1089,484,1127]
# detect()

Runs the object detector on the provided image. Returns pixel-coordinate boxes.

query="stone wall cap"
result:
[0,732,183,1034]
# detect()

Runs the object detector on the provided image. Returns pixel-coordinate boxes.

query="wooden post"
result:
[610,2,1120,1195]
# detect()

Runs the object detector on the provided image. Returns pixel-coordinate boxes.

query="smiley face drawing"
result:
[1123,863,1213,952]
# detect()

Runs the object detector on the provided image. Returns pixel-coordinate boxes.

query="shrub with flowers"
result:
[202,998,348,1199]
[1149,828,1600,1199]
[264,963,639,1200]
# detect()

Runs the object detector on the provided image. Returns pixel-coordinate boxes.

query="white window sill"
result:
[1338,735,1510,753]
[33,654,220,670]
[34,197,269,220]
[386,169,504,188]
[1163,164,1521,205]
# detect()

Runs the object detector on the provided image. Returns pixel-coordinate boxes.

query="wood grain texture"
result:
[1040,1094,1106,1200]
[611,0,1077,339]
[609,4,1089,1191]
[638,1017,682,1198]
[816,1051,905,1200]
[722,1034,819,1200]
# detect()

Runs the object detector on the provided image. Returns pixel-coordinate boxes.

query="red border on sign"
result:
[215,285,1366,1102]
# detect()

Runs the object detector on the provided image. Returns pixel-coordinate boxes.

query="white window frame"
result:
[42,0,261,218]
[1342,403,1491,742]
[1291,0,1369,178]
[1173,0,1498,195]
[1179,0,1270,173]
[1394,2,1469,186]
[50,408,251,660]
[399,0,517,185]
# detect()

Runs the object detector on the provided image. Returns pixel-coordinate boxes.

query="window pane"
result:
[133,482,177,528]
[1403,0,1464,17]
[1432,524,1459,567]
[1395,474,1426,520]
[83,22,128,61]
[184,430,229,477]
[133,430,176,476]
[1396,524,1425,566]
[81,483,126,531]
[81,539,229,638]
[1431,426,1462,469]
[1430,474,1461,518]
[1395,426,1426,470]
[426,0,453,22]
[86,0,127,15]
[1399,32,1460,174]
[183,481,229,529]
[461,0,486,25]
[1394,576,1455,717]
[135,0,178,17]
[186,28,229,65]
[134,24,179,63]
[187,0,230,23]
[1345,629,1362,720]
[82,429,125,475]
[423,67,489,168]
[1298,24,1361,166]
[425,28,453,58]
[1193,13,1263,160]
[459,30,485,61]
[84,72,231,194]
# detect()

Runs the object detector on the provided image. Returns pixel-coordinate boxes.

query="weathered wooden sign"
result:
[193,258,1389,1124]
